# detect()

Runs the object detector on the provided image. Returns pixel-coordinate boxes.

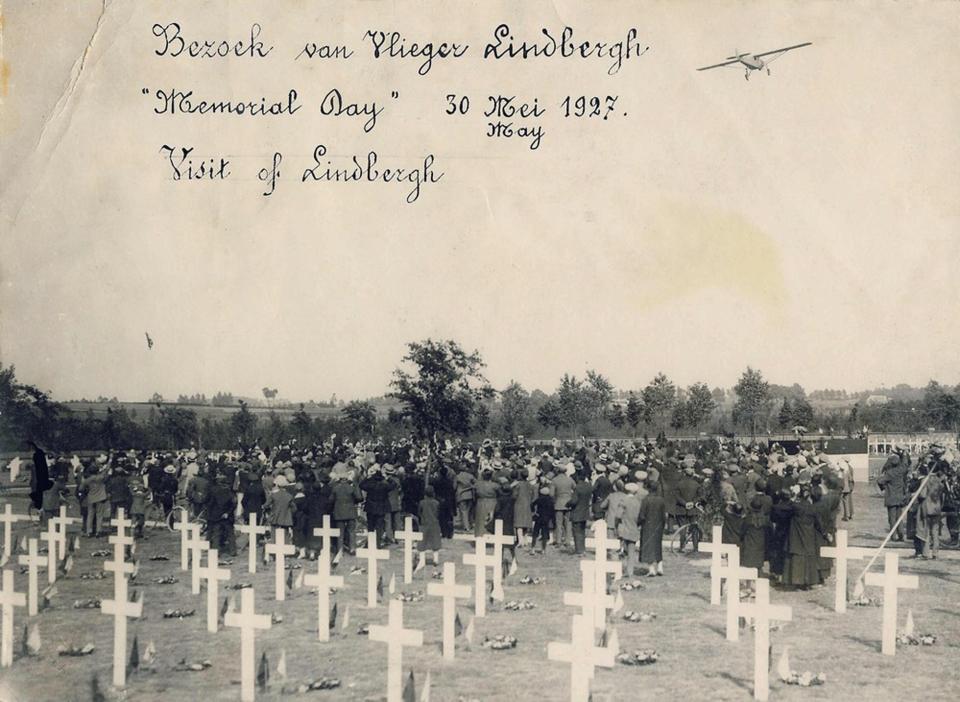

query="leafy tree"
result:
[499,381,531,437]
[670,401,688,430]
[778,398,794,428]
[149,392,164,404]
[792,397,815,428]
[625,394,643,435]
[641,373,676,429]
[607,404,625,430]
[733,367,771,436]
[230,400,258,444]
[922,380,960,429]
[341,400,377,436]
[211,392,235,407]
[556,374,588,434]
[536,398,565,434]
[582,370,615,425]
[685,382,716,429]
[0,364,63,448]
[388,339,493,447]
[291,403,312,443]
[159,406,198,447]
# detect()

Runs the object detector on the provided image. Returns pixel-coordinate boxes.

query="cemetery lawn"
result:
[3,491,959,702]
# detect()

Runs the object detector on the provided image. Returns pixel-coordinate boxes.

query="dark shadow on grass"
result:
[704,623,726,638]
[714,671,752,692]
[844,634,881,653]
[688,591,709,603]
[933,608,960,619]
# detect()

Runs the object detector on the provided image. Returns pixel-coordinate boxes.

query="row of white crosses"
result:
[100,509,143,688]
[454,519,516,616]
[548,520,620,702]
[819,529,918,656]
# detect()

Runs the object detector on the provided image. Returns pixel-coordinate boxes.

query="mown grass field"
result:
[0,490,958,702]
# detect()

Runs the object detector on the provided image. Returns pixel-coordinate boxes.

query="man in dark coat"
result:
[569,472,593,555]
[206,472,237,556]
[28,441,54,510]
[877,453,909,541]
[360,467,393,548]
[431,466,457,539]
[638,480,667,575]
[675,467,702,552]
[331,472,361,555]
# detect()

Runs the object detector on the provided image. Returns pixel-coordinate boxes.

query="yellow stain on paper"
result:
[625,201,787,311]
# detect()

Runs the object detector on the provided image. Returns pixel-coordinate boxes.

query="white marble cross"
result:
[0,504,27,558]
[427,561,471,660]
[312,515,339,557]
[101,544,143,688]
[224,587,272,702]
[368,599,423,702]
[462,536,496,617]
[584,520,622,627]
[739,578,792,701]
[0,569,26,667]
[39,520,59,585]
[716,545,758,642]
[200,548,231,633]
[236,512,268,574]
[173,510,194,571]
[564,561,614,635]
[356,531,390,608]
[394,516,423,584]
[487,519,516,598]
[17,538,44,616]
[820,529,872,613]
[699,525,733,606]
[864,552,919,655]
[51,506,78,562]
[264,529,296,602]
[187,524,210,595]
[547,613,615,702]
[302,548,344,641]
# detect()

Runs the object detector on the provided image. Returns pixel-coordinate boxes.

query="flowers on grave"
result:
[518,576,546,585]
[896,633,937,646]
[781,671,827,687]
[229,582,253,590]
[73,598,101,609]
[481,635,518,650]
[356,623,370,635]
[350,566,366,575]
[503,600,536,611]
[90,550,110,557]
[271,612,284,624]
[616,649,659,665]
[619,580,646,591]
[281,677,342,694]
[431,570,443,580]
[850,595,881,607]
[621,610,656,623]
[79,571,107,580]
[58,643,96,656]
[285,562,303,570]
[153,575,178,585]
[395,591,425,603]
[175,658,213,671]
[148,554,170,561]
[162,608,196,619]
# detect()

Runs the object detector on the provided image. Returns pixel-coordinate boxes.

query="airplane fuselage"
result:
[739,54,764,70]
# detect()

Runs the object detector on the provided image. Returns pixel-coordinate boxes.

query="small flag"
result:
[454,611,464,637]
[9,457,21,483]
[508,557,518,576]
[294,570,304,589]
[72,536,81,553]
[332,549,342,568]
[40,583,57,611]
[464,616,475,645]
[329,601,338,630]
[904,609,915,637]
[18,535,26,552]
[257,652,269,690]
[19,625,28,656]
[142,640,156,665]
[613,589,624,613]
[286,569,294,591]
[388,573,397,595]
[852,577,865,600]
[421,670,432,702]
[0,553,8,568]
[128,636,140,674]
[132,559,140,578]
[219,596,230,624]
[414,552,426,573]
[776,646,791,681]
[341,604,351,632]
[402,669,416,702]
[492,585,504,602]
[276,649,287,679]
[376,575,384,602]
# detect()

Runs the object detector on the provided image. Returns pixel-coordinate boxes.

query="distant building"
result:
[865,394,890,406]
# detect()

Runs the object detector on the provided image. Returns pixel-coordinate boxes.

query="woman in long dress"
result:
[473,469,498,537]
[638,480,667,576]
[418,485,443,565]
[779,486,827,589]
[512,469,535,546]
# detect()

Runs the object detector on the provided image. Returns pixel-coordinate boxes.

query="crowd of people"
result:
[16,435,959,589]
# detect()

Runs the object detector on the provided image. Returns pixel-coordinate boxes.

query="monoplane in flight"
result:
[697,42,812,80]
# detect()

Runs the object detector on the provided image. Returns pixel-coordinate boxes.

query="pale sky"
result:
[2,1,958,402]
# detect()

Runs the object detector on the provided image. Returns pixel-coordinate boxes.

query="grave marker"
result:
[426,562,470,660]
[547,614,614,702]
[225,588,272,702]
[264,529,295,602]
[302,548,344,641]
[394,516,423,584]
[864,552,918,655]
[17,538,44,616]
[820,530,872,613]
[356,531,390,608]
[368,599,423,702]
[0,569,26,667]
[236,513,268,575]
[199,548,231,633]
[739,578,792,702]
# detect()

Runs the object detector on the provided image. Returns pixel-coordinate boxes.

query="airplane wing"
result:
[752,42,812,59]
[696,58,741,71]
